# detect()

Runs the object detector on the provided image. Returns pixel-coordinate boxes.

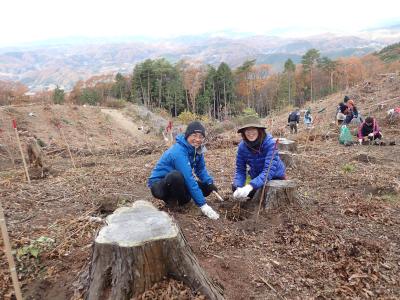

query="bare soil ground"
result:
[1,73,400,299]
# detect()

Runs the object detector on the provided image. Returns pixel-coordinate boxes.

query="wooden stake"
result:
[57,124,76,168]
[0,201,23,300]
[12,120,30,183]
[212,190,224,202]
[256,139,279,223]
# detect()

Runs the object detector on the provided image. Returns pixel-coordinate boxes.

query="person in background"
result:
[358,116,382,144]
[304,109,313,128]
[148,121,219,219]
[343,97,361,125]
[287,108,300,134]
[336,102,348,125]
[232,123,286,201]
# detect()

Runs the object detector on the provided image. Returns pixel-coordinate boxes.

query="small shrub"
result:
[53,86,65,104]
[153,107,171,119]
[342,163,355,173]
[233,107,260,126]
[177,111,198,124]
[103,98,127,109]
[17,236,55,260]
[208,120,236,135]
[62,118,73,125]
[79,88,101,106]
[379,193,400,202]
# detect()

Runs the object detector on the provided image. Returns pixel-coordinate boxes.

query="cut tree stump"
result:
[279,151,296,168]
[86,200,224,300]
[254,180,299,210]
[274,138,297,152]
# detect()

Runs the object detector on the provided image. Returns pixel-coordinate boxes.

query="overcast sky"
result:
[1,0,399,46]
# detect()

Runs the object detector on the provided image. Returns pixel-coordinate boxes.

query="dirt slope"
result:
[101,108,143,137]
[0,73,399,300]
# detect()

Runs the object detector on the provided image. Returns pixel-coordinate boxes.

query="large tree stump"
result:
[274,138,297,152]
[254,180,299,210]
[278,151,296,168]
[86,200,224,300]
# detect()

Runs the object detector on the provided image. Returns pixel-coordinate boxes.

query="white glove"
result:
[358,139,363,145]
[200,204,219,220]
[368,133,374,137]
[233,184,253,199]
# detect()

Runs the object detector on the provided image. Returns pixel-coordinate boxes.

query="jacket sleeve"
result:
[233,144,246,188]
[287,114,290,123]
[250,138,280,189]
[373,120,380,135]
[174,153,206,207]
[194,155,213,185]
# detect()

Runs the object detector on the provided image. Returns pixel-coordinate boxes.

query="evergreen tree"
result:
[53,86,65,104]
[235,59,256,108]
[302,49,320,101]
[318,56,337,93]
[216,63,235,120]
[284,59,296,105]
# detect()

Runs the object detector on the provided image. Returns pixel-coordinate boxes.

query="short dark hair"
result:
[365,116,374,124]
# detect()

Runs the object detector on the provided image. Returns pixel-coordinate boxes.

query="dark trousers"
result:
[343,114,354,125]
[150,171,211,206]
[289,121,298,134]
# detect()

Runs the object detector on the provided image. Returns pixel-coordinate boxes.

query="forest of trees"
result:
[2,47,399,119]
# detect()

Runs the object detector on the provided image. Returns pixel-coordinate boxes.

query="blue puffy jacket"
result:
[148,134,213,207]
[234,134,286,189]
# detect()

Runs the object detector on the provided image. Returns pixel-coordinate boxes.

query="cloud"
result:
[1,0,399,46]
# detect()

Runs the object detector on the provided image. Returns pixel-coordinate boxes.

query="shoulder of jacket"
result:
[238,141,248,151]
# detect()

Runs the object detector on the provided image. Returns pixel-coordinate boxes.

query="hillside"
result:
[1,31,399,91]
[0,72,399,299]
[377,42,400,62]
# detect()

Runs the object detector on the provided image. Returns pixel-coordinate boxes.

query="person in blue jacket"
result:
[148,121,219,219]
[233,123,286,200]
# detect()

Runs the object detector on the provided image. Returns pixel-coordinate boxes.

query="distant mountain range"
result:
[1,26,400,92]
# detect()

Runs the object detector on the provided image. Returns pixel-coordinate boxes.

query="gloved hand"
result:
[368,133,374,137]
[358,139,363,145]
[202,183,218,197]
[233,184,253,199]
[200,204,219,220]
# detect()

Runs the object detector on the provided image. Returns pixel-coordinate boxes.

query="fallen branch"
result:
[258,275,286,300]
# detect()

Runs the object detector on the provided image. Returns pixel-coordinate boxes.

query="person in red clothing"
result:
[358,116,382,144]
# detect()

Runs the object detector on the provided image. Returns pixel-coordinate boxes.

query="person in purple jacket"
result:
[358,116,382,144]
[232,123,286,200]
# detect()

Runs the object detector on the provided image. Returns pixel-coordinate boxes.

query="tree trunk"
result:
[212,82,216,119]
[185,89,189,111]
[147,71,151,107]
[174,91,177,117]
[288,72,291,105]
[275,138,297,152]
[138,75,145,106]
[279,151,296,168]
[223,81,227,120]
[86,201,224,300]
[310,67,313,102]
[254,180,299,210]
[264,180,298,209]
[159,74,162,107]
